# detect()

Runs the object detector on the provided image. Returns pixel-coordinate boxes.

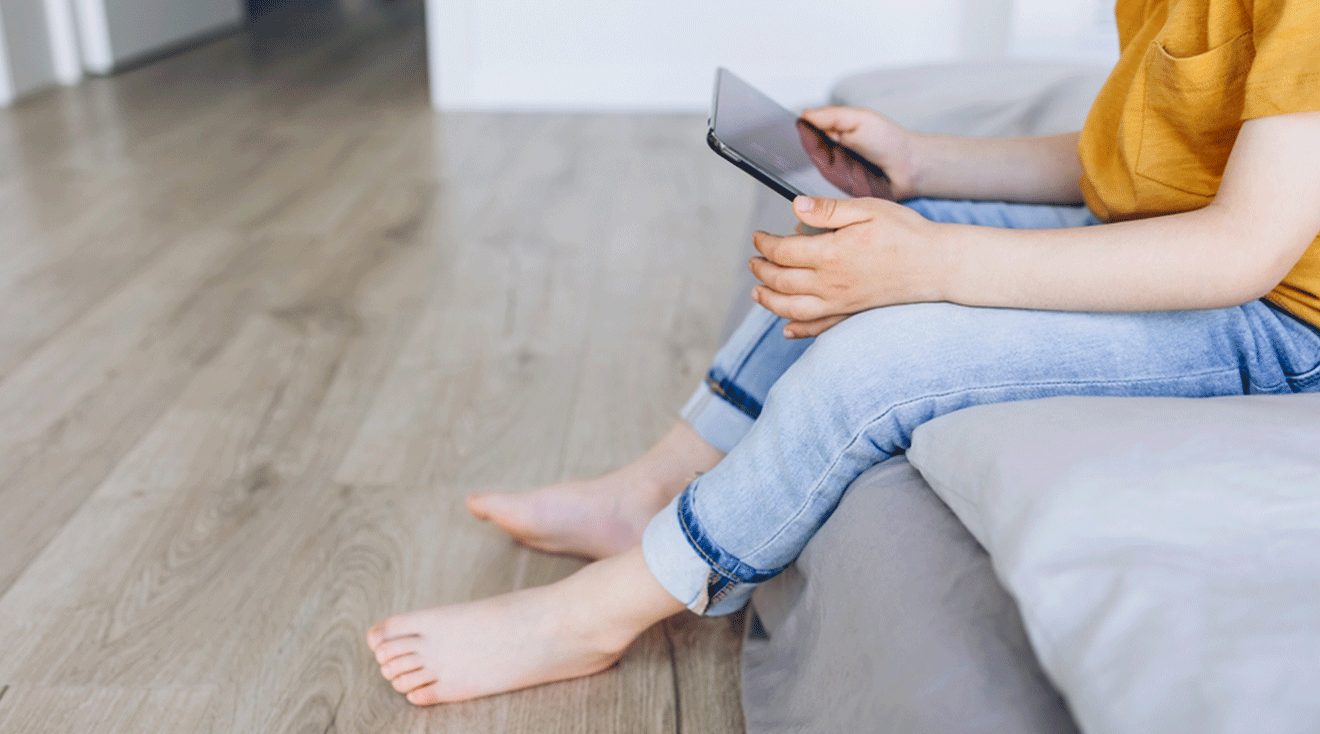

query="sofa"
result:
[730,62,1320,734]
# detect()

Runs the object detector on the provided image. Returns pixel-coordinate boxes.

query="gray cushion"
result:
[832,61,1109,136]
[908,395,1320,734]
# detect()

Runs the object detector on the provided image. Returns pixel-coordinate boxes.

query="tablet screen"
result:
[710,69,892,201]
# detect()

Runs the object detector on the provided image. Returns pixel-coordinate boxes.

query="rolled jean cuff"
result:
[679,380,755,455]
[641,492,773,617]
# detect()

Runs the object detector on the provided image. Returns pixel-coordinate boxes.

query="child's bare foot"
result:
[467,421,724,559]
[466,477,660,560]
[367,547,685,705]
[367,585,622,705]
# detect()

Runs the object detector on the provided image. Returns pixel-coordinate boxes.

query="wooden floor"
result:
[0,2,756,731]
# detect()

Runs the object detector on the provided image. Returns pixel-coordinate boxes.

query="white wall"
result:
[1,0,244,105]
[103,0,243,67]
[0,0,58,101]
[427,0,1119,111]
[430,0,977,111]
[1012,0,1118,62]
[0,16,10,105]
[70,0,112,72]
[75,0,243,74]
[42,0,82,84]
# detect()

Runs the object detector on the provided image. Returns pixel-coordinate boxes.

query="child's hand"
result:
[750,195,949,338]
[799,107,920,200]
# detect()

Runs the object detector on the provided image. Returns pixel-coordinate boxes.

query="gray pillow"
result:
[908,394,1320,734]
[831,62,1108,136]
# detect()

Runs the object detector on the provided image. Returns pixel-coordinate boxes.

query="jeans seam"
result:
[705,370,763,419]
[700,312,784,422]
[726,311,782,387]
[740,366,1244,561]
[1256,299,1320,389]
[1262,296,1320,340]
[1240,304,1283,393]
[678,493,740,583]
[678,490,783,585]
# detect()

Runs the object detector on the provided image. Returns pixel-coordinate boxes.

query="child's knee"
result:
[769,304,993,405]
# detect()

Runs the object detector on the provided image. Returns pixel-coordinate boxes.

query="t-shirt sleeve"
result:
[1243,0,1320,119]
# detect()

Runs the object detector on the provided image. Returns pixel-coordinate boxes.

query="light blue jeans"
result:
[641,198,1320,616]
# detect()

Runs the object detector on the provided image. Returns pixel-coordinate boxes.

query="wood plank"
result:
[0,175,441,670]
[0,65,430,382]
[0,228,360,598]
[0,115,443,600]
[0,686,215,734]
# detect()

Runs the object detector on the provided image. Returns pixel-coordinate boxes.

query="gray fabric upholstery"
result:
[742,458,1080,734]
[831,62,1109,136]
[908,395,1320,734]
[736,61,1110,734]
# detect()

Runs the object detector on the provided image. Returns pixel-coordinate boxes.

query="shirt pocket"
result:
[1136,32,1252,198]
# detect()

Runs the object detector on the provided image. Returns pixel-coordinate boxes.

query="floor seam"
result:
[663,623,683,734]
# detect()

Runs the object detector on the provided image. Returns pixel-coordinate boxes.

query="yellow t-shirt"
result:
[1078,0,1320,325]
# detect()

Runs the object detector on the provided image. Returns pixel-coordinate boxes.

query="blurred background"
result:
[0,0,1117,109]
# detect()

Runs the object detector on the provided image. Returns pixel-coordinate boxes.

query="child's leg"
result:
[643,300,1316,614]
[372,298,1319,705]
[467,199,1098,559]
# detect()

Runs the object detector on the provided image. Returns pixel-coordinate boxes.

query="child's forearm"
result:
[907,132,1084,205]
[937,206,1289,312]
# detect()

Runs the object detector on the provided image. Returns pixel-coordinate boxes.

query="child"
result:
[368,0,1320,706]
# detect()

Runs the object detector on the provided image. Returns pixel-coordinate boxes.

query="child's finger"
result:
[784,315,849,339]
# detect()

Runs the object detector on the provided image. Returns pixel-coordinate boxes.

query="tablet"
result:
[707,68,894,202]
